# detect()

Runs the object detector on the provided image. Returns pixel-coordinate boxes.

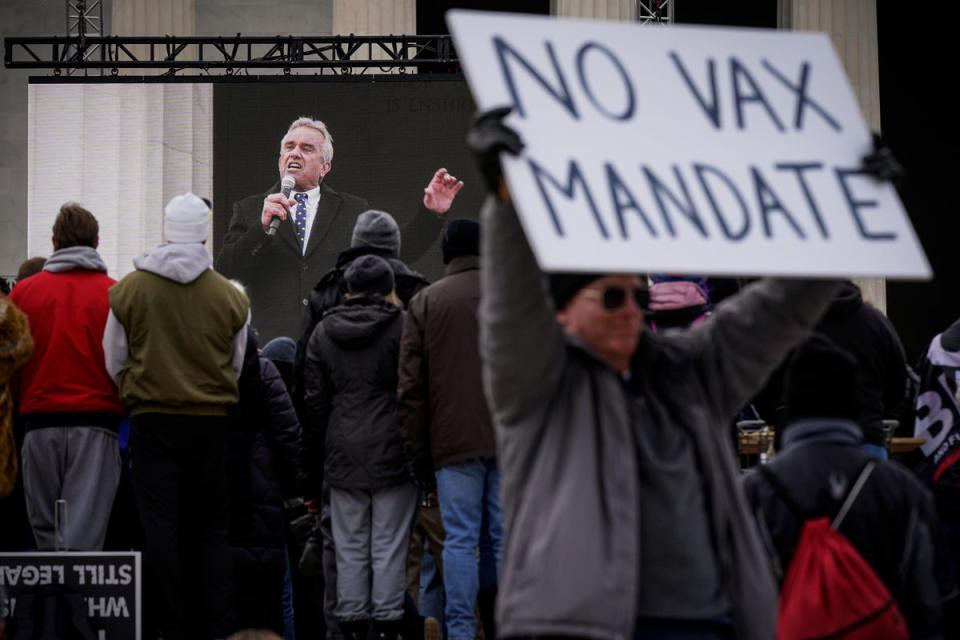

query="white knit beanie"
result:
[164,193,210,244]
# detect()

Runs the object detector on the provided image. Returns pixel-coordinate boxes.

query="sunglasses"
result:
[581,285,650,311]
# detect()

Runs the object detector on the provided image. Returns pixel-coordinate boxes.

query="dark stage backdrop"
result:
[213,78,482,281]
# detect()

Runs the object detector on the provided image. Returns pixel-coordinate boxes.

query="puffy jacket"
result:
[303,298,406,494]
[228,343,300,549]
[292,245,428,421]
[480,196,838,640]
[226,341,301,634]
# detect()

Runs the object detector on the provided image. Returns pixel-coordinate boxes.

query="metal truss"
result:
[4,35,458,76]
[64,0,105,75]
[67,0,104,37]
[636,0,673,23]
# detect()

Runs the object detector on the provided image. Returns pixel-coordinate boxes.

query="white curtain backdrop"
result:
[28,83,213,278]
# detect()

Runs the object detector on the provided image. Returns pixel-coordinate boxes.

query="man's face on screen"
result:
[279,126,331,191]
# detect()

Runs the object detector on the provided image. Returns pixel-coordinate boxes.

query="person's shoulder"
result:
[258,356,283,386]
[321,183,367,209]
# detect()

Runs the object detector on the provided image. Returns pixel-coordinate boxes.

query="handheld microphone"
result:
[266,175,297,237]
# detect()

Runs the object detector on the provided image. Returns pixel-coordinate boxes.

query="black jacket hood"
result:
[322,298,401,349]
[822,280,863,322]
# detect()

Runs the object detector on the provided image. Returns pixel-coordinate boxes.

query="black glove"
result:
[861,132,904,185]
[466,106,526,194]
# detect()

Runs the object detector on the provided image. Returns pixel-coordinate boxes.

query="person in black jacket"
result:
[304,255,416,640]
[294,209,429,419]
[742,334,957,639]
[294,209,429,639]
[752,281,907,456]
[226,332,302,634]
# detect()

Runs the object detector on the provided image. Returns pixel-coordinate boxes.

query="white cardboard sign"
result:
[447,10,931,279]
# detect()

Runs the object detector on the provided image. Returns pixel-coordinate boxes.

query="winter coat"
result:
[480,196,839,640]
[397,255,494,482]
[9,246,123,429]
[104,242,250,416]
[751,280,906,442]
[226,340,301,634]
[742,419,957,639]
[292,244,428,420]
[303,298,406,494]
[816,281,907,445]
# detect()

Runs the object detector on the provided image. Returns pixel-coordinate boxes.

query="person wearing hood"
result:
[294,209,429,417]
[293,209,429,640]
[9,202,124,550]
[103,193,250,640]
[303,254,417,640]
[816,280,908,458]
[752,280,907,457]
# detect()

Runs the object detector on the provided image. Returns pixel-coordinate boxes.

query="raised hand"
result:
[423,167,465,215]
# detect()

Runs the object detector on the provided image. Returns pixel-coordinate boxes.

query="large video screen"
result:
[213,78,482,281]
[28,77,483,341]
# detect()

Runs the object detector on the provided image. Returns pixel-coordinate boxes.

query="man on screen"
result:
[216,117,464,342]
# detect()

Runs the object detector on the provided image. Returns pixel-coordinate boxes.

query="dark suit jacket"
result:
[215,182,442,342]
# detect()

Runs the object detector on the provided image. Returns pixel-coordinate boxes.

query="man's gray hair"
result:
[286,117,334,163]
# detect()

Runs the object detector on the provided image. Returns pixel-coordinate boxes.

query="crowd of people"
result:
[0,110,958,640]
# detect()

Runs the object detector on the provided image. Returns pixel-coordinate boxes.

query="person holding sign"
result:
[468,108,901,640]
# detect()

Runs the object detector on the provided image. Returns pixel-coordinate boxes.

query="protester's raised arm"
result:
[685,278,840,424]
[480,195,566,426]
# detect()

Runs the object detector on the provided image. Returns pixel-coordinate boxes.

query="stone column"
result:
[551,0,636,20]
[112,0,194,35]
[332,0,415,71]
[112,0,195,75]
[779,0,886,311]
[332,0,414,34]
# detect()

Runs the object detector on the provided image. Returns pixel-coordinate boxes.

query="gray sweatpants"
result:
[330,483,417,622]
[21,427,122,551]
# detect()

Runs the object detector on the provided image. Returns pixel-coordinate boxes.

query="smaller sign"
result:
[1,552,141,640]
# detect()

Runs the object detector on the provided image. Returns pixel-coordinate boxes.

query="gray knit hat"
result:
[351,210,401,257]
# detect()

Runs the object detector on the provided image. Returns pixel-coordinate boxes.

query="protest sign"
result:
[1,552,141,639]
[447,10,930,278]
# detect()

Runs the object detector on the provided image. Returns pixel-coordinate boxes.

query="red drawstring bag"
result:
[761,461,910,639]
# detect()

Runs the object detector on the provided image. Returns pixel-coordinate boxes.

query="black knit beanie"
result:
[441,219,481,264]
[344,254,395,296]
[782,333,861,426]
[548,273,601,311]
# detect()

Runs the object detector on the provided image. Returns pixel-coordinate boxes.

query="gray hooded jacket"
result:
[43,246,108,273]
[480,196,838,640]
